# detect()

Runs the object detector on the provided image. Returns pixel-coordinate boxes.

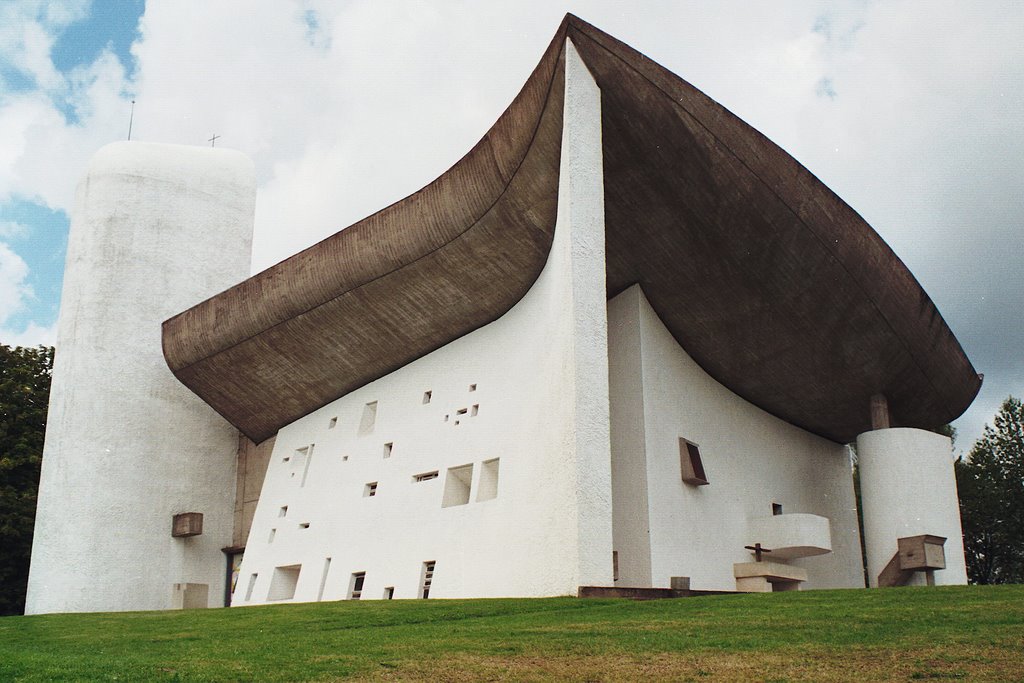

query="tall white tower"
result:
[26,142,255,613]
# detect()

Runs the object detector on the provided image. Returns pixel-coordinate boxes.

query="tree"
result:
[0,344,53,615]
[955,396,1024,584]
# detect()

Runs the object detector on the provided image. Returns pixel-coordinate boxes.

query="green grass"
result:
[1,585,1022,681]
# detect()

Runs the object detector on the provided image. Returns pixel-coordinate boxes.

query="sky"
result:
[1,0,1021,451]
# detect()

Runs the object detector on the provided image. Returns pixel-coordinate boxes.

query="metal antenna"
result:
[208,134,221,148]
[127,99,135,140]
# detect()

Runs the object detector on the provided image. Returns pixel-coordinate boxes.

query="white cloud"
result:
[0,220,30,238]
[0,241,32,324]
[0,0,1021,441]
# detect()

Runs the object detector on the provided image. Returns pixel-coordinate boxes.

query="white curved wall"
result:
[857,428,968,587]
[26,141,255,614]
[233,40,613,604]
[608,285,865,591]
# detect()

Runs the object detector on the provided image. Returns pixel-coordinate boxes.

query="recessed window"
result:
[349,572,365,600]
[471,404,479,417]
[299,522,310,529]
[342,455,349,462]
[456,408,468,416]
[244,573,258,601]
[267,528,276,543]
[359,401,377,435]
[613,551,619,582]
[414,471,439,482]
[328,417,337,429]
[422,391,432,404]
[476,458,499,502]
[364,482,378,497]
[267,565,301,601]
[772,503,783,516]
[469,384,477,392]
[444,414,449,422]
[383,442,393,459]
[278,506,288,518]
[679,438,709,486]
[383,586,394,600]
[293,445,314,487]
[317,558,332,602]
[442,464,473,507]
[420,561,435,599]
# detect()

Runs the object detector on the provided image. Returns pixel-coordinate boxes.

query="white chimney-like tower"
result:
[26,142,255,614]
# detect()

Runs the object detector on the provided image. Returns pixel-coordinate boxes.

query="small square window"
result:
[278,506,288,518]
[422,391,432,404]
[679,438,709,486]
[772,503,783,516]
[469,384,477,392]
[364,482,378,497]
[328,417,337,429]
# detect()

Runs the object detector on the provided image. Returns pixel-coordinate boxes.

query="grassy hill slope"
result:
[1,585,1022,681]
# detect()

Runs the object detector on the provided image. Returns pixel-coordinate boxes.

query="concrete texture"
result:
[25,141,255,614]
[857,428,968,587]
[162,15,979,446]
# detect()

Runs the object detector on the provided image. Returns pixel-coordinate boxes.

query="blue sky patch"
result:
[0,201,68,333]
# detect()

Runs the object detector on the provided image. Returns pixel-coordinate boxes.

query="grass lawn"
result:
[1,585,1022,681]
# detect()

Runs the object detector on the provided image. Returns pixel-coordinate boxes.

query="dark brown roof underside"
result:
[162,15,980,444]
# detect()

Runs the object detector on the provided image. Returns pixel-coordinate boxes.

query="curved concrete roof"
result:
[163,15,980,444]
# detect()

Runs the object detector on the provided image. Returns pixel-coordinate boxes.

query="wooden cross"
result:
[745,543,772,562]
[208,134,221,147]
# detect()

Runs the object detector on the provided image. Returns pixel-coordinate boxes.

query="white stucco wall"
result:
[607,285,865,591]
[857,428,968,587]
[26,142,255,614]
[233,39,613,605]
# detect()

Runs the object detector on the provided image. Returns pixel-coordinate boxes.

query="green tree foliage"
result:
[956,396,1024,584]
[0,344,53,615]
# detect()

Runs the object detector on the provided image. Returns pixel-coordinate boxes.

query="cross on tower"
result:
[744,543,772,562]
[208,134,221,147]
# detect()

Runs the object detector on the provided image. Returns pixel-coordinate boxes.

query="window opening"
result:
[679,438,709,486]
[364,482,378,497]
[423,391,432,404]
[420,561,436,598]
[476,458,499,501]
[268,528,276,543]
[469,384,477,392]
[317,558,332,602]
[471,404,479,417]
[613,551,619,582]
[414,471,439,482]
[383,586,395,600]
[442,464,473,507]
[328,417,337,429]
[244,573,258,601]
[299,522,310,529]
[772,503,783,516]
[349,572,365,600]
[267,565,300,601]
[359,401,378,435]
[278,505,288,518]
[383,442,393,459]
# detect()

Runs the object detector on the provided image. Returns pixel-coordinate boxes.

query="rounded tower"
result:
[26,142,255,613]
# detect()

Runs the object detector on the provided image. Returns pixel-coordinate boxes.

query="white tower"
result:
[26,142,255,613]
